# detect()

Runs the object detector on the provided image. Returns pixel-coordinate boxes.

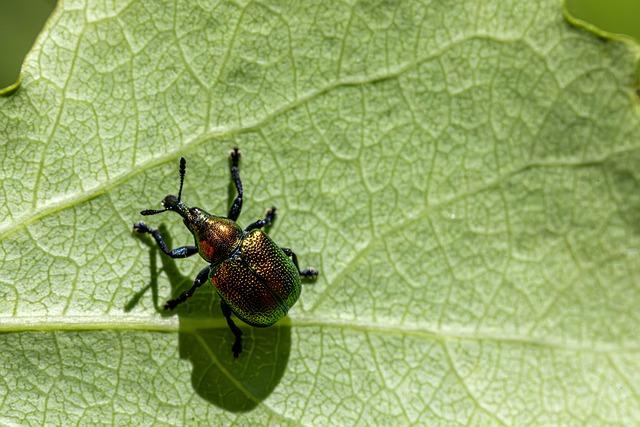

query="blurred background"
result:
[0,0,56,90]
[0,0,639,91]
[566,0,640,42]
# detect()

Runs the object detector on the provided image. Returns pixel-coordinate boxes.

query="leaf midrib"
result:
[1,314,636,352]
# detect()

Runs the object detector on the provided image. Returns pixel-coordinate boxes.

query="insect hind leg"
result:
[221,300,243,358]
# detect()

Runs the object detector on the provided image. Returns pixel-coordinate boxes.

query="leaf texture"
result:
[1,0,639,424]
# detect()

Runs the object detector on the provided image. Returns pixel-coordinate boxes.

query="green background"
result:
[566,0,640,43]
[0,0,56,90]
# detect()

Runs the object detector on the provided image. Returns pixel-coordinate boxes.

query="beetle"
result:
[133,148,317,357]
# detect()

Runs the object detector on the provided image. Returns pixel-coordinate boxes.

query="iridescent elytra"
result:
[133,148,317,357]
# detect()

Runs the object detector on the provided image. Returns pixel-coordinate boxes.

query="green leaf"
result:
[2,0,640,424]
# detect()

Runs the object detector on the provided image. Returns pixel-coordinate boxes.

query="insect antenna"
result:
[140,208,166,215]
[177,157,186,202]
[140,157,187,216]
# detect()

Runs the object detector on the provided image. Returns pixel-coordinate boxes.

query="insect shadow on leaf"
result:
[134,149,317,358]
[128,223,194,315]
[128,150,302,411]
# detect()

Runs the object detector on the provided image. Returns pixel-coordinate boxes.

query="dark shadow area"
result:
[130,223,291,412]
[0,0,56,93]
[125,232,161,313]
[179,316,292,412]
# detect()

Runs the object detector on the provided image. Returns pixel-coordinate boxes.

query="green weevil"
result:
[133,148,317,357]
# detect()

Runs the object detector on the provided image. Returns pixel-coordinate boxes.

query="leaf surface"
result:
[1,0,640,424]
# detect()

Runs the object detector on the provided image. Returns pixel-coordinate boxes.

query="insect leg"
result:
[164,266,210,310]
[244,207,277,232]
[227,147,243,221]
[133,222,198,258]
[281,247,318,278]
[221,300,243,358]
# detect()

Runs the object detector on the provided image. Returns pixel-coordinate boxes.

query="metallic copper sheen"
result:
[185,209,243,264]
[183,207,300,326]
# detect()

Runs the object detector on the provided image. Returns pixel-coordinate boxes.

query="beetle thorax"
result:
[188,215,243,264]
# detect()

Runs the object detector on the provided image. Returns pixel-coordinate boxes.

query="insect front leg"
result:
[133,222,198,258]
[221,300,243,358]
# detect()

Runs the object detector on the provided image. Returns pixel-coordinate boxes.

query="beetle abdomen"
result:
[211,230,301,326]
[212,259,286,326]
[241,230,300,309]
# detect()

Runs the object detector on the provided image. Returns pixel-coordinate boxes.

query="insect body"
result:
[134,148,317,357]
